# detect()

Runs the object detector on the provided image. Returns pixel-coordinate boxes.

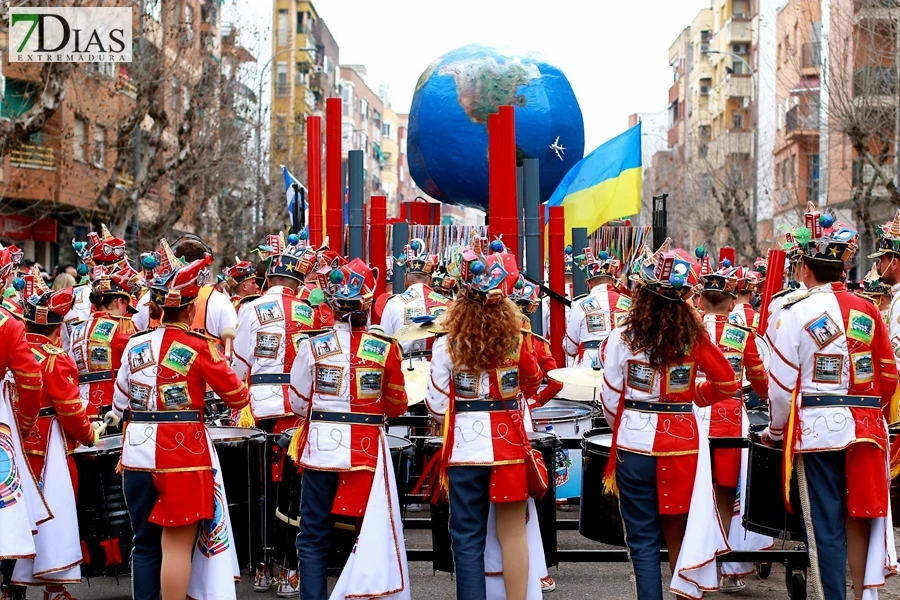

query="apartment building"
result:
[340,65,385,197]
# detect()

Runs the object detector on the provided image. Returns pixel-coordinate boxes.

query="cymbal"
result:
[547,367,605,388]
[393,322,437,342]
[402,361,430,405]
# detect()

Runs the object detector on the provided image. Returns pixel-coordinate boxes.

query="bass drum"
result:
[425,432,560,573]
[742,436,804,540]
[578,429,625,546]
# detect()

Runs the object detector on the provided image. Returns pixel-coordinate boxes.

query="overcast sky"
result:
[231,0,713,152]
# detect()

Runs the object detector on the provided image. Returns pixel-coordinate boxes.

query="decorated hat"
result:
[509,274,540,314]
[317,257,376,312]
[576,247,620,280]
[431,269,458,296]
[858,264,891,299]
[697,246,739,296]
[91,264,143,303]
[21,272,75,325]
[73,224,128,269]
[395,237,438,275]
[564,245,574,275]
[256,231,318,282]
[148,239,213,308]
[223,256,256,287]
[869,208,900,259]
[784,203,857,264]
[0,243,23,280]
[740,257,767,293]
[456,238,516,305]
[630,238,700,301]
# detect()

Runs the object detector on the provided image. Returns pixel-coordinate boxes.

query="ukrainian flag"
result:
[545,123,642,244]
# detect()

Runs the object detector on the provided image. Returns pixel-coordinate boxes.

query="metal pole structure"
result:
[290,184,305,233]
[348,150,364,261]
[572,227,588,297]
[370,195,387,298]
[499,105,519,260]
[132,0,145,254]
[306,115,323,246]
[548,206,566,367]
[488,112,501,239]
[652,193,669,250]
[325,97,343,249]
[523,158,542,334]
[391,221,409,295]
[517,166,525,260]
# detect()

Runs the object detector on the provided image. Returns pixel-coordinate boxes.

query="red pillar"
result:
[539,205,546,271]
[325,98,343,250]
[548,206,566,366]
[306,115,323,246]
[370,195,387,299]
[487,112,501,240]
[498,105,518,260]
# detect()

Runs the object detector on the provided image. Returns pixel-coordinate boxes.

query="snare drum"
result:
[74,435,132,577]
[424,432,560,573]
[578,429,625,546]
[531,400,596,502]
[208,426,266,569]
[742,437,803,540]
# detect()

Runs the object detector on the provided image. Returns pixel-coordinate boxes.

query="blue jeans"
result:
[616,450,665,600]
[447,466,492,600]
[802,451,849,600]
[123,470,163,600]
[296,469,339,600]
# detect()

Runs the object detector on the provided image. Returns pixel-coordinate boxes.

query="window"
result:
[342,85,353,116]
[276,62,288,96]
[92,125,105,167]
[296,10,305,34]
[182,3,193,44]
[732,112,743,129]
[400,137,407,154]
[169,178,177,195]
[275,115,287,149]
[383,121,393,140]
[88,62,115,77]
[807,153,820,201]
[73,117,87,162]
[144,0,161,21]
[182,86,191,113]
[295,62,308,86]
[360,132,368,154]
[342,122,353,145]
[171,77,179,111]
[778,104,783,129]
[360,98,368,122]
[277,9,289,46]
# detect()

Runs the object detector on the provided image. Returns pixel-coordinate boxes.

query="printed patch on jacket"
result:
[400,287,421,304]
[255,301,283,325]
[615,296,632,311]
[586,313,608,334]
[162,342,198,375]
[666,363,694,394]
[291,302,314,327]
[497,367,520,398]
[291,332,308,353]
[453,371,479,398]
[315,365,344,396]
[90,320,116,343]
[850,351,874,384]
[580,296,602,315]
[71,321,88,343]
[356,368,384,398]
[129,382,152,410]
[812,353,843,384]
[88,344,111,370]
[129,340,156,373]
[614,313,629,328]
[254,332,282,359]
[159,382,190,409]
[846,310,875,345]
[357,334,389,365]
[72,346,87,372]
[626,361,655,393]
[723,353,743,378]
[719,325,748,352]
[310,331,341,360]
[403,307,424,324]
[804,313,842,349]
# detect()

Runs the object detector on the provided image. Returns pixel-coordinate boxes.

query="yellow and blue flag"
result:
[545,123,642,244]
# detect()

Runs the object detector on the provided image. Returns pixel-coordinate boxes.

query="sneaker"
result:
[719,575,745,593]
[541,577,556,593]
[277,569,299,598]
[254,565,273,592]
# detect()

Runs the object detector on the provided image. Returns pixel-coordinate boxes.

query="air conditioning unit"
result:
[315,65,324,73]
[732,44,748,54]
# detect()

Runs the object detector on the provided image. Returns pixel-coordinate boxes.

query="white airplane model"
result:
[550,136,565,160]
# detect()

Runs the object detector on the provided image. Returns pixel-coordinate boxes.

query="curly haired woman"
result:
[426,244,543,600]
[599,241,738,600]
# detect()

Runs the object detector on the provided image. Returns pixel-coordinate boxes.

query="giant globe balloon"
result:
[408,44,585,211]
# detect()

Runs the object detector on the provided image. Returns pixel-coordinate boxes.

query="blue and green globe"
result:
[408,44,585,211]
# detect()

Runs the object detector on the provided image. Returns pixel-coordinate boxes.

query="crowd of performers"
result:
[0,200,899,600]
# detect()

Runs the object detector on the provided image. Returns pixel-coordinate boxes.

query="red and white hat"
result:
[148,239,213,308]
[22,273,75,325]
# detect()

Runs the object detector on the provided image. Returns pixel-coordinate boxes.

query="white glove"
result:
[104,410,121,427]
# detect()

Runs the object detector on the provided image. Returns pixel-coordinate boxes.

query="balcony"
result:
[668,126,680,147]
[854,0,900,22]
[801,43,821,75]
[707,130,752,168]
[669,81,680,104]
[720,18,752,44]
[275,82,290,97]
[853,67,899,106]
[725,74,752,98]
[785,103,819,140]
[10,145,55,170]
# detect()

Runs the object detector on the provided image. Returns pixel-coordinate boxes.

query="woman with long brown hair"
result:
[426,244,543,600]
[599,241,738,599]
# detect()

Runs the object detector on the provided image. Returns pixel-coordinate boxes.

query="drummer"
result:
[855,264,892,325]
[765,220,898,598]
[222,256,260,312]
[109,242,250,600]
[869,208,900,359]
[541,245,574,338]
[563,248,627,368]
[599,238,738,599]
[696,251,770,592]
[233,232,329,596]
[380,237,450,356]
[289,257,410,600]
[511,275,563,409]
[729,257,765,330]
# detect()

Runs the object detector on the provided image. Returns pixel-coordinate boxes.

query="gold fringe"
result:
[286,422,306,462]
[603,472,619,497]
[889,385,900,425]
[237,404,256,428]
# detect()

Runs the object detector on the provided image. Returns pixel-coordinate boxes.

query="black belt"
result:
[79,371,116,384]
[582,340,602,350]
[804,394,880,409]
[38,407,55,417]
[126,410,201,423]
[310,411,384,425]
[250,373,290,385]
[625,400,692,414]
[456,399,519,412]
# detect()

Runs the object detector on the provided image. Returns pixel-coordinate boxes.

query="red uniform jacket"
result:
[69,312,135,418]
[0,309,43,433]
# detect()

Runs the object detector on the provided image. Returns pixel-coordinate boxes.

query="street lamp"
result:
[254,46,317,235]
[704,48,759,242]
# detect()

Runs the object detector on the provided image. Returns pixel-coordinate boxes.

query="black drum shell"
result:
[890,426,900,528]
[578,428,625,547]
[742,438,804,540]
